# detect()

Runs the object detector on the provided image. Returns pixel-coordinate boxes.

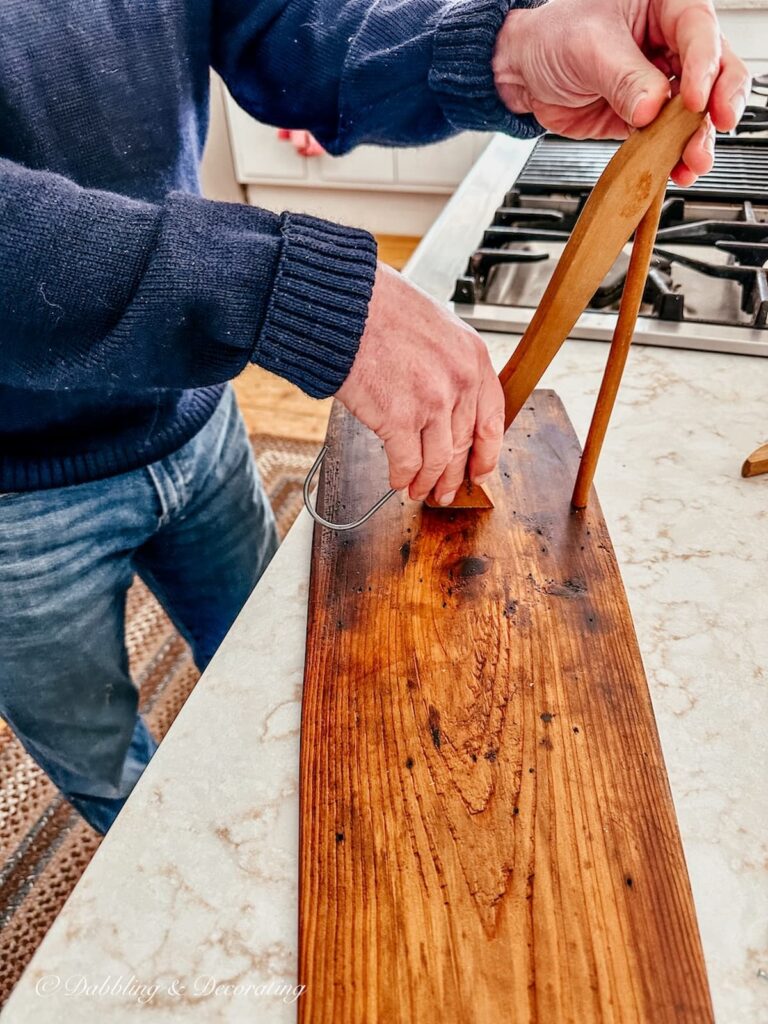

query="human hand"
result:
[276,129,325,156]
[336,263,505,506]
[492,0,750,185]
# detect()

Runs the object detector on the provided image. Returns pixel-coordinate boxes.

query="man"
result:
[0,0,749,834]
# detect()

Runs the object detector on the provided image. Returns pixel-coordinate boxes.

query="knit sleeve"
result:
[212,0,544,154]
[0,158,376,398]
[430,0,545,136]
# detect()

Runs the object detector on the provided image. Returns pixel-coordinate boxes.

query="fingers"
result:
[339,264,506,506]
[670,158,698,188]
[672,0,721,113]
[674,115,716,183]
[287,129,325,157]
[431,392,477,507]
[384,433,422,492]
[302,132,326,157]
[415,348,505,507]
[628,78,673,128]
[407,417,454,502]
[535,97,631,140]
[659,1,749,132]
[428,364,505,506]
[468,370,505,485]
[592,29,671,127]
[709,38,751,132]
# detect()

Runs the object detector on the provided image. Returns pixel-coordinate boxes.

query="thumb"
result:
[592,31,672,127]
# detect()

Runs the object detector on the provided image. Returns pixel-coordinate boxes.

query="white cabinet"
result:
[715,5,768,60]
[224,90,489,193]
[226,100,307,181]
[315,146,396,185]
[395,134,488,188]
[222,89,490,234]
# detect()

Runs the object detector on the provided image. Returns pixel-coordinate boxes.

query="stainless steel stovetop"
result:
[451,77,768,358]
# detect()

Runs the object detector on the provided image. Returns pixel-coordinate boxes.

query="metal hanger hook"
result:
[302,445,397,532]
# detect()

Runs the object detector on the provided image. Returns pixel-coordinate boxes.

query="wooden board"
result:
[299,392,712,1023]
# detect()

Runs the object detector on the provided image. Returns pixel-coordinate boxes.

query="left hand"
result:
[276,129,325,157]
[492,0,751,185]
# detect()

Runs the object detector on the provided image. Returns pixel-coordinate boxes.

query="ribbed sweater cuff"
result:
[430,0,545,138]
[253,213,378,399]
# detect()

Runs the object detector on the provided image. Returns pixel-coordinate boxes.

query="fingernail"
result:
[629,91,649,125]
[703,130,715,155]
[438,491,456,507]
[472,472,492,486]
[729,87,747,124]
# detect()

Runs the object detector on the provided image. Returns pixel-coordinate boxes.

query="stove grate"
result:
[516,136,768,204]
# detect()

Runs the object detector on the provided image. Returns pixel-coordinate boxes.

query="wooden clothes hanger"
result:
[426,93,705,511]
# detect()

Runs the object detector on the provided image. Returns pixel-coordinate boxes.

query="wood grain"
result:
[299,394,712,1023]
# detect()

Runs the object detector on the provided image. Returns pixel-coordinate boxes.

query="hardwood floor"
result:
[234,234,421,440]
[234,366,333,443]
[373,234,422,272]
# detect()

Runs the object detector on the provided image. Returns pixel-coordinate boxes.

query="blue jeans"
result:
[0,386,278,834]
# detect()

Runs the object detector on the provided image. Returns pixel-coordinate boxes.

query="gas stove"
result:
[452,76,768,357]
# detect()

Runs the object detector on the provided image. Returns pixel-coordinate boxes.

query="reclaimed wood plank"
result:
[299,392,712,1023]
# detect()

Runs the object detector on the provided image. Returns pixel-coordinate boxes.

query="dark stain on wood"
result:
[427,706,441,749]
[620,169,653,218]
[544,577,588,598]
[457,555,488,578]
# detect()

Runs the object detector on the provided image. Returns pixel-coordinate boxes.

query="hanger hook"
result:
[302,446,397,532]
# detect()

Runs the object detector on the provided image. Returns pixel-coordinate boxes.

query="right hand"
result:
[336,263,505,506]
[492,0,750,187]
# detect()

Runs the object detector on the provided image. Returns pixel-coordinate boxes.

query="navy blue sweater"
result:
[0,0,541,490]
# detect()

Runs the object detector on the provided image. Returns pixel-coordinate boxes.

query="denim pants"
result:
[0,386,278,834]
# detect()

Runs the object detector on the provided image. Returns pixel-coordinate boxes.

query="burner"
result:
[736,105,768,135]
[512,137,768,204]
[452,125,768,338]
[452,95,768,356]
[655,220,768,245]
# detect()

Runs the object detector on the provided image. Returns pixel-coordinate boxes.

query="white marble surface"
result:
[4,143,768,1023]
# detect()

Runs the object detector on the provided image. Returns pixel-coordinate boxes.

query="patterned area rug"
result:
[0,433,317,1006]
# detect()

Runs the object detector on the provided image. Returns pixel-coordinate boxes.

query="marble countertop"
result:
[4,137,768,1024]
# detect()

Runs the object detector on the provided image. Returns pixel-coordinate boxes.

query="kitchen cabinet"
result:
[715,4,768,58]
[223,89,489,234]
